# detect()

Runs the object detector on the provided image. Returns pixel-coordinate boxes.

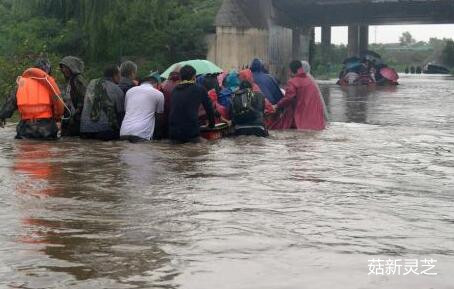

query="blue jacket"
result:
[250,59,283,105]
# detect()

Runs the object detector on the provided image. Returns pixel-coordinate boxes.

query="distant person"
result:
[59,56,87,137]
[416,66,422,74]
[231,80,268,137]
[272,60,326,131]
[80,65,125,141]
[250,58,283,105]
[0,58,64,139]
[169,65,215,143]
[339,71,360,86]
[410,66,416,74]
[119,61,138,94]
[359,62,374,85]
[405,67,409,74]
[120,72,164,143]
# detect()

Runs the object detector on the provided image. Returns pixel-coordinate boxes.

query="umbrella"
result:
[380,67,399,82]
[361,50,381,59]
[343,57,361,65]
[345,62,362,71]
[162,59,223,79]
[361,50,382,63]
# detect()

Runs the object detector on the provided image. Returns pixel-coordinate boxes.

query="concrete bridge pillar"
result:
[321,26,331,61]
[348,25,369,57]
[210,0,313,81]
[348,25,360,57]
[359,25,369,53]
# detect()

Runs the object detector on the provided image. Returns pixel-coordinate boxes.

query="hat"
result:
[34,58,52,74]
[143,71,161,84]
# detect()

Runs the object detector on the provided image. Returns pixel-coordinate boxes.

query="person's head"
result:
[289,60,303,75]
[250,58,263,73]
[120,61,138,80]
[34,58,52,75]
[59,56,84,79]
[224,70,240,91]
[203,75,220,93]
[142,71,161,89]
[239,69,253,83]
[180,65,197,82]
[301,60,311,74]
[104,65,121,84]
[60,64,72,79]
[168,71,180,82]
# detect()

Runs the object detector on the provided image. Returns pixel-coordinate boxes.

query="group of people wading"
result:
[337,52,399,86]
[0,57,327,143]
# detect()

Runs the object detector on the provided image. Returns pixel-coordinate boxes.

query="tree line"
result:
[0,0,221,99]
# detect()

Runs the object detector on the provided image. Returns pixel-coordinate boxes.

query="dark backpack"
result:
[232,88,256,116]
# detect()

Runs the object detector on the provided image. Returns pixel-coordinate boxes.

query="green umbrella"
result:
[161,59,223,79]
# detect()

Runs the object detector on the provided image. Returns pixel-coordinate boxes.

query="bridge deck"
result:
[216,0,454,28]
[275,0,454,26]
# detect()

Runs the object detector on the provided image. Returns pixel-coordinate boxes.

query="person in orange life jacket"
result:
[0,58,65,139]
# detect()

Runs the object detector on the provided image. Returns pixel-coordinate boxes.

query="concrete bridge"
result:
[207,0,454,80]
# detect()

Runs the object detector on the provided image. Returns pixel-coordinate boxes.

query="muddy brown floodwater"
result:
[0,75,453,289]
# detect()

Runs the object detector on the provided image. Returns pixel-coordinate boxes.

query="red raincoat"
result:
[274,70,326,130]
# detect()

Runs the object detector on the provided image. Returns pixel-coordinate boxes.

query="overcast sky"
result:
[315,24,454,44]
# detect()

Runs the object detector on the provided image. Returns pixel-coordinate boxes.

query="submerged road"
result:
[0,75,453,288]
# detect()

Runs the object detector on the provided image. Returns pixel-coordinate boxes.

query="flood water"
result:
[0,75,453,289]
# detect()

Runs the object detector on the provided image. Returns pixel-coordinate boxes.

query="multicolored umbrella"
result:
[343,57,361,65]
[161,59,223,79]
[361,50,382,64]
[380,67,399,82]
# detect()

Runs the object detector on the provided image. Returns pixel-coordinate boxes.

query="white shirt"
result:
[120,83,164,140]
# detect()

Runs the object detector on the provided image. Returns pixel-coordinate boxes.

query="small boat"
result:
[423,64,450,75]
[200,123,232,141]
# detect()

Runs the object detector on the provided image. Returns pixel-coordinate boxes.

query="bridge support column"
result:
[359,25,369,53]
[292,29,302,60]
[321,26,331,62]
[348,25,359,57]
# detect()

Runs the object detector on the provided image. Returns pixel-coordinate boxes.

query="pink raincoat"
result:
[273,69,326,130]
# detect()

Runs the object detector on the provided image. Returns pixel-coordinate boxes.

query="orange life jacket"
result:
[16,68,64,121]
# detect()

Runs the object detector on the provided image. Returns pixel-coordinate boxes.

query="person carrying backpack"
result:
[231,80,268,137]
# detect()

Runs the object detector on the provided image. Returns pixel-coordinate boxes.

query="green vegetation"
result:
[442,40,454,68]
[0,0,221,100]
[399,31,416,46]
[2,2,454,100]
